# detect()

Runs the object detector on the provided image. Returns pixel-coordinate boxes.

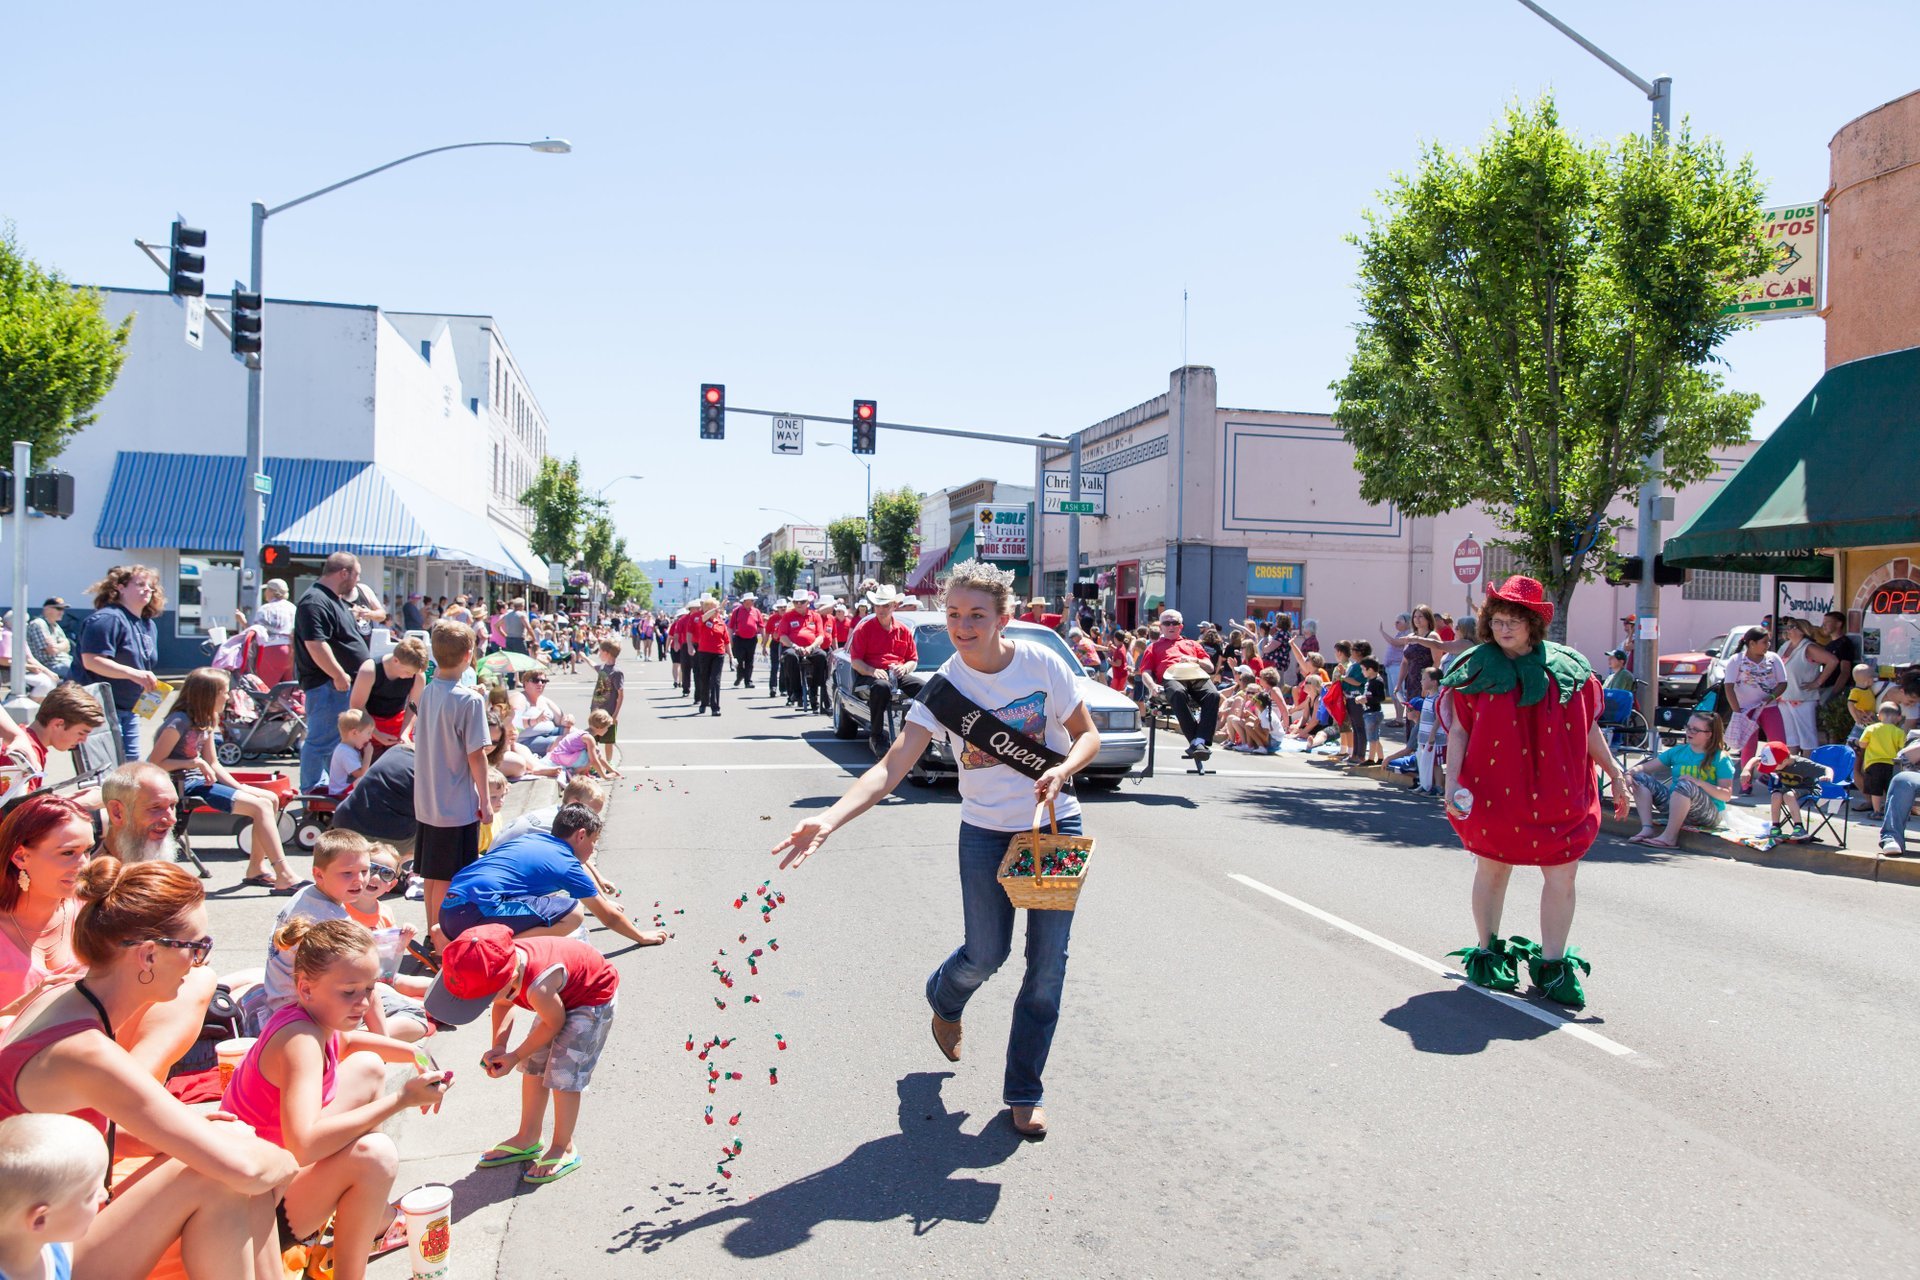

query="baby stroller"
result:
[217,672,308,765]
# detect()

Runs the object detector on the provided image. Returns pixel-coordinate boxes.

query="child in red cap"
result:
[423,924,618,1185]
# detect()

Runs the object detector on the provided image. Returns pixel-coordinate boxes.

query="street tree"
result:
[1331,97,1772,633]
[868,487,922,583]
[770,549,805,599]
[609,560,651,610]
[0,225,130,461]
[826,516,867,581]
[731,567,763,598]
[521,456,597,567]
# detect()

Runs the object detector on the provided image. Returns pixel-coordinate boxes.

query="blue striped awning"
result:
[95,452,523,577]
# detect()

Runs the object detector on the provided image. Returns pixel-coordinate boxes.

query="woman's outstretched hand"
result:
[772,817,836,869]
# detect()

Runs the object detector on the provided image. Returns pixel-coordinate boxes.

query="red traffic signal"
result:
[657,579,664,588]
[852,399,877,455]
[854,401,874,421]
[700,384,726,439]
[669,554,678,570]
[261,544,292,569]
[709,557,718,574]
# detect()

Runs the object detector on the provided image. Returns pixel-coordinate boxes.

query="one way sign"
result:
[772,416,804,455]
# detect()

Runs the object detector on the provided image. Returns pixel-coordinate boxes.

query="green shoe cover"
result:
[1446,937,1518,991]
[1530,947,1592,1008]
[1503,935,1544,967]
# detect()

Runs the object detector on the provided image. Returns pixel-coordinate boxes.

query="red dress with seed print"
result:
[1445,673,1603,866]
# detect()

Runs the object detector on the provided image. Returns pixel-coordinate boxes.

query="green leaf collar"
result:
[1438,641,1594,708]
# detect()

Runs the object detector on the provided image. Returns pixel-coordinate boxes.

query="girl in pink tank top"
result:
[224,918,452,1276]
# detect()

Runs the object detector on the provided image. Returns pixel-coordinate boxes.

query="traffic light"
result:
[852,399,876,454]
[700,384,725,439]
[168,221,206,298]
[0,470,12,515]
[682,577,689,587]
[669,554,677,570]
[1607,555,1691,587]
[261,544,292,570]
[657,579,664,588]
[25,472,74,519]
[709,557,718,574]
[230,285,262,358]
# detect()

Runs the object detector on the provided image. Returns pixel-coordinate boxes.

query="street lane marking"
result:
[1227,873,1640,1059]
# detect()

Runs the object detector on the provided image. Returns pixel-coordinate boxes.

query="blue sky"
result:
[9,2,1916,563]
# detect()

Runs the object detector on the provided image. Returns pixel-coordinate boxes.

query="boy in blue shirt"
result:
[431,804,667,951]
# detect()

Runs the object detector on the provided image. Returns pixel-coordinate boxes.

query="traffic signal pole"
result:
[244,201,266,611]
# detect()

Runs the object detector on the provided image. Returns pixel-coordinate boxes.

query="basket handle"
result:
[1028,799,1059,886]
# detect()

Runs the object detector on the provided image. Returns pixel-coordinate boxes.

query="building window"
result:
[420,339,432,361]
[1683,569,1762,603]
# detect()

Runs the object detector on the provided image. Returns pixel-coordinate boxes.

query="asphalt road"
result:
[272,654,1918,1279]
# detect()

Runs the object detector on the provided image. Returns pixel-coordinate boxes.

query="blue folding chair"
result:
[1802,743,1857,846]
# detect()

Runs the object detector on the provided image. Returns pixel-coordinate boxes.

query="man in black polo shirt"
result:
[332,743,417,853]
[295,552,371,791]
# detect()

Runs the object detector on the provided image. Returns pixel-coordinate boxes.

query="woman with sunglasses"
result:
[349,636,429,760]
[1440,577,1632,1009]
[0,851,296,1277]
[509,671,572,756]
[78,565,165,762]
[0,794,217,1076]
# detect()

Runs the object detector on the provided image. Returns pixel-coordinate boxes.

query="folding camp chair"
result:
[1801,743,1857,847]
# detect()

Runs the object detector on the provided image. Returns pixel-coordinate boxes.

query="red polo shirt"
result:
[828,614,852,646]
[695,613,730,654]
[849,615,917,672]
[729,603,763,638]
[1016,611,1064,629]
[787,609,823,648]
[1140,635,1211,681]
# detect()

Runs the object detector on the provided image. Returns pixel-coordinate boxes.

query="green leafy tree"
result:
[520,457,596,567]
[731,567,763,597]
[1332,97,1772,635]
[868,487,922,583]
[0,225,130,460]
[770,549,805,599]
[609,559,651,609]
[826,516,867,581]
[576,515,620,586]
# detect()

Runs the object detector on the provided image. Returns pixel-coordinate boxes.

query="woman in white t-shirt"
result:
[772,560,1100,1140]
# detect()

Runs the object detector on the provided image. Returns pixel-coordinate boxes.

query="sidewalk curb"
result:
[1312,758,1920,887]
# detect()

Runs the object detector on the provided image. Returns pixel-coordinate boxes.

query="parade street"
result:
[359,658,1919,1279]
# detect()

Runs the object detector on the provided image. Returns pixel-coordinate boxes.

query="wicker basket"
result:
[996,802,1095,911]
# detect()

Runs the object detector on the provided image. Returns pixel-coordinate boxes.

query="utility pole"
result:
[1516,0,1672,722]
[1063,431,1084,614]
[10,443,28,702]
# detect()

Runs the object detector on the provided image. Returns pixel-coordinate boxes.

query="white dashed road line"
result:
[1228,872,1642,1060]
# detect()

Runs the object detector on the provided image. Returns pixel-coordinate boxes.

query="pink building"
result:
[1036,366,1781,663]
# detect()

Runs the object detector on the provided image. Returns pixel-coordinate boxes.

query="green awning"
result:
[1665,345,1920,571]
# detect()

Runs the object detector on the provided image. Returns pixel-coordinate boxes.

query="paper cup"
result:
[400,1184,454,1279]
[214,1037,254,1087]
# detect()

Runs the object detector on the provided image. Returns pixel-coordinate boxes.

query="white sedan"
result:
[828,612,1148,788]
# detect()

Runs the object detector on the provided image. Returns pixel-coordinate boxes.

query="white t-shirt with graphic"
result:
[905,640,1086,832]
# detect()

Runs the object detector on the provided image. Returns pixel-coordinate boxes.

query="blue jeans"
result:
[926,815,1082,1107]
[1879,770,1920,851]
[113,710,141,764]
[518,725,563,756]
[299,682,351,792]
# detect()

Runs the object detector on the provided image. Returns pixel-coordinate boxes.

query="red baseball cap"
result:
[423,924,519,1025]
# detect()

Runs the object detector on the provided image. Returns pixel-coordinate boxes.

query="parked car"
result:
[828,612,1148,787]
[1658,627,1756,709]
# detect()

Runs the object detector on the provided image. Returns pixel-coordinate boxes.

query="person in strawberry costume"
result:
[1438,577,1633,1008]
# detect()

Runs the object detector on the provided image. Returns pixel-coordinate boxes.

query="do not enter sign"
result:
[1453,538,1483,585]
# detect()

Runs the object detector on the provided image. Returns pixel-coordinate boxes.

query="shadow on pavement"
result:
[606,1071,1024,1258]
[1380,987,1555,1054]
[1230,781,1688,866]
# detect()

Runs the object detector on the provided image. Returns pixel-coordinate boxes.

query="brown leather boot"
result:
[1011,1105,1047,1138]
[930,1013,962,1062]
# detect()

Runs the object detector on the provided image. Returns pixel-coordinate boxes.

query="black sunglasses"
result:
[132,936,214,966]
[365,864,399,882]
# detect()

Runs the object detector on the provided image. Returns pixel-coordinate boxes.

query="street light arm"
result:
[1512,0,1657,97]
[264,139,569,218]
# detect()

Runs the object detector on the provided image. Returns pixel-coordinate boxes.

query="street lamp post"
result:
[1514,0,1671,723]
[818,441,873,580]
[242,137,571,609]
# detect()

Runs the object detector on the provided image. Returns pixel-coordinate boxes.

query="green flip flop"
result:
[476,1141,544,1169]
[522,1151,583,1184]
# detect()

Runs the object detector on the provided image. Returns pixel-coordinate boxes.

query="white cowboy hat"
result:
[738,592,757,601]
[1164,660,1209,682]
[866,584,906,607]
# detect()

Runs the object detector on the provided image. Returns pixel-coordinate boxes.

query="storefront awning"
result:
[96,452,520,576]
[490,521,549,585]
[1665,345,1920,573]
[904,541,950,596]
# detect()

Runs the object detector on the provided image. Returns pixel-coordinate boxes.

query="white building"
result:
[14,287,552,668]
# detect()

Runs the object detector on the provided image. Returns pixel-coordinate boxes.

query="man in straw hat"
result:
[849,584,923,753]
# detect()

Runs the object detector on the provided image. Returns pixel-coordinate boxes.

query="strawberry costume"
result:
[1436,577,1628,1009]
